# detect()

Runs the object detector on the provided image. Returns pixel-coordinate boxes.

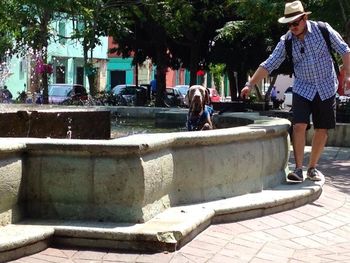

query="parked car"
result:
[111,84,148,106]
[208,88,221,103]
[164,87,184,107]
[47,84,88,104]
[174,85,190,106]
[284,86,293,107]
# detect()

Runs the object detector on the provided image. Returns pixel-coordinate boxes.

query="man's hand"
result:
[240,86,250,99]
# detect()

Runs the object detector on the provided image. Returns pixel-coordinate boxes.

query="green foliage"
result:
[0,0,348,101]
[233,0,284,35]
[209,63,226,91]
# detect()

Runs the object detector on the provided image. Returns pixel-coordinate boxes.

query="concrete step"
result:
[0,224,54,262]
[0,178,323,263]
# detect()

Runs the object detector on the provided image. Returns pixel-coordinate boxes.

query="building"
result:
[5,17,108,96]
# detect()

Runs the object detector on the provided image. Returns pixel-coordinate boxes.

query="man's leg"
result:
[287,122,308,181]
[292,123,308,168]
[287,93,311,182]
[308,128,328,168]
[306,93,334,181]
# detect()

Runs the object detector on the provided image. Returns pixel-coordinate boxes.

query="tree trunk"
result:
[232,67,246,101]
[227,69,237,101]
[40,12,50,105]
[189,44,200,86]
[337,0,350,44]
[155,46,168,107]
[88,49,97,96]
[88,74,96,96]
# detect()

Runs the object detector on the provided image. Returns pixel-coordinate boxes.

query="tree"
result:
[107,0,232,105]
[107,0,178,106]
[307,0,350,44]
[1,0,69,104]
[164,0,231,86]
[0,1,17,87]
[64,0,118,96]
[209,0,285,100]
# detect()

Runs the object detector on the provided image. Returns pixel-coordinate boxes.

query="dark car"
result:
[111,84,148,106]
[174,85,189,106]
[47,84,88,104]
[164,87,184,107]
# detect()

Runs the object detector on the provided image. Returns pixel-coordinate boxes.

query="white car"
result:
[337,93,350,103]
[284,86,293,107]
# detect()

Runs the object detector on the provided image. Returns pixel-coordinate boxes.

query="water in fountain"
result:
[66,117,72,139]
[0,50,11,89]
[111,117,185,138]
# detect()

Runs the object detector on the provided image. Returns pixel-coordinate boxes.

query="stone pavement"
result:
[9,147,350,263]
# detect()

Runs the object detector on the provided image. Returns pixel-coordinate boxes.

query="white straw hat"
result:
[278,1,312,24]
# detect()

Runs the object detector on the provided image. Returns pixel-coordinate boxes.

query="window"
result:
[76,67,84,85]
[56,66,66,83]
[59,22,66,45]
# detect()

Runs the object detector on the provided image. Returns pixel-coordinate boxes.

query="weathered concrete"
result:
[0,142,26,226]
[0,110,327,262]
[0,112,290,225]
[21,115,289,223]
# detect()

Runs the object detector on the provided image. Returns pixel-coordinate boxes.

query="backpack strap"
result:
[317,21,340,76]
[285,34,294,77]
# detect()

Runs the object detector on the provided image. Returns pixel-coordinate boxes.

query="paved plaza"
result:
[9,146,350,263]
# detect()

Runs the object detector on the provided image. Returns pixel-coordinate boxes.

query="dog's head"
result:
[186,85,210,114]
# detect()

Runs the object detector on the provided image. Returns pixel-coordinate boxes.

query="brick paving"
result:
[9,147,350,263]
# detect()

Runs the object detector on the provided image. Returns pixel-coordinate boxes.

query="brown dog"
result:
[185,85,213,131]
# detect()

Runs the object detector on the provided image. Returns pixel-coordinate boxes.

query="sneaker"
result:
[287,168,303,182]
[307,167,322,181]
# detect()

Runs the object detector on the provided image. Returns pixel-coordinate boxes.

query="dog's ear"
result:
[205,88,210,105]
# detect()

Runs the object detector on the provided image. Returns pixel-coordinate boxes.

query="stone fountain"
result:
[0,105,324,262]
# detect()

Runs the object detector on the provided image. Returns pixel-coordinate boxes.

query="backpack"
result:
[271,21,340,77]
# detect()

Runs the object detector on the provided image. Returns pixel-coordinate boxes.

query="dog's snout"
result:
[193,89,203,99]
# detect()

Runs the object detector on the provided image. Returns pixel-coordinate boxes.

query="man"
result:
[240,1,350,182]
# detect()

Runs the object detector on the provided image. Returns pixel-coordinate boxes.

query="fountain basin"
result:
[0,113,290,225]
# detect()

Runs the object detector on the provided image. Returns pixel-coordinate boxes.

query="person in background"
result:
[1,85,13,103]
[240,1,350,182]
[270,86,278,109]
[150,74,157,97]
